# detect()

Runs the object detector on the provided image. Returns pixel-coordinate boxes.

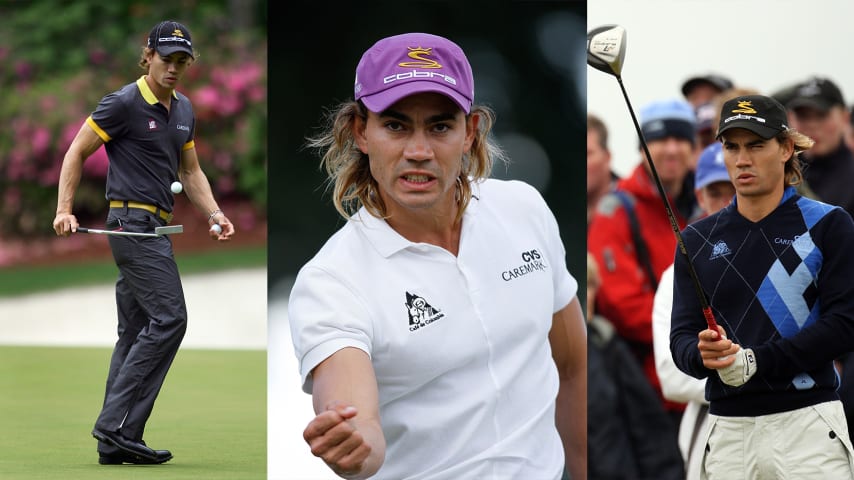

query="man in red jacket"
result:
[588,98,701,427]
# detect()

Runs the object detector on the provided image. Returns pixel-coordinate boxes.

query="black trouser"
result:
[94,207,186,453]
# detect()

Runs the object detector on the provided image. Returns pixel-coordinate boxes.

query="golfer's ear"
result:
[354,115,369,154]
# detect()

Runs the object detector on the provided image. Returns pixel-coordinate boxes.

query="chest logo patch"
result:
[709,240,732,260]
[148,119,158,130]
[502,249,548,281]
[405,292,444,332]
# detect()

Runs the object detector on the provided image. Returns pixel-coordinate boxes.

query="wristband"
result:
[208,209,223,222]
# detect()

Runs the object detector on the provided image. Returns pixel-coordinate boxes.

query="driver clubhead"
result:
[587,24,626,78]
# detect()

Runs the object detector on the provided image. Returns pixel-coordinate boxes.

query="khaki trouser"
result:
[701,400,854,480]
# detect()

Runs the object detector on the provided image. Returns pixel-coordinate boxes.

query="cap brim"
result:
[717,121,781,140]
[360,81,471,114]
[788,98,832,112]
[696,173,732,190]
[682,77,728,96]
[155,46,194,59]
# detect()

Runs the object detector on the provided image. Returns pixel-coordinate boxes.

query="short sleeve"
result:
[287,264,374,393]
[89,92,128,141]
[545,207,577,312]
[523,181,577,312]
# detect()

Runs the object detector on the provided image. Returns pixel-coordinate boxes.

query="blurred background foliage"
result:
[0,0,267,239]
[268,1,587,290]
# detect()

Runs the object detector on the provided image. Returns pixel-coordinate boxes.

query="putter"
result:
[77,225,184,238]
[587,24,720,336]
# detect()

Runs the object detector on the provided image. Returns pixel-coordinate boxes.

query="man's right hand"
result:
[52,213,78,237]
[304,401,372,478]
[698,325,739,370]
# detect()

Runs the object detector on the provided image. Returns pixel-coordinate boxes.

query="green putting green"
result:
[0,346,266,479]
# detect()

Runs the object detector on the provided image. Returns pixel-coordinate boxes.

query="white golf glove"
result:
[718,348,757,387]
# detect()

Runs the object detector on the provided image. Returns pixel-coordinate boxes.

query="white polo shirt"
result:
[288,178,577,480]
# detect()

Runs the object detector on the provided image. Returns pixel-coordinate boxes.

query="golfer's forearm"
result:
[55,154,84,214]
[179,168,220,218]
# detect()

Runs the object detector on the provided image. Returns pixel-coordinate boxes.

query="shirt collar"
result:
[136,76,179,105]
[353,181,481,258]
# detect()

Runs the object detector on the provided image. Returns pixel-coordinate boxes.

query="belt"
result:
[109,200,173,223]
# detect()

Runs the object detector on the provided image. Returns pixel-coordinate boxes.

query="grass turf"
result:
[0,346,265,479]
[0,246,266,298]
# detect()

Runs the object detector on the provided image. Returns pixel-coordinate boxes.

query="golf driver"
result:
[587,24,720,336]
[77,225,184,238]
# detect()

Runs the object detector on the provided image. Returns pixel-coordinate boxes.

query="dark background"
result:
[268,1,587,294]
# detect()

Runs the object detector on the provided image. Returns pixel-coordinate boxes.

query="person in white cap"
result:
[286,32,586,479]
[652,141,734,480]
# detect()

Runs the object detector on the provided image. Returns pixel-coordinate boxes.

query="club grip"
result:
[76,227,89,233]
[703,307,720,340]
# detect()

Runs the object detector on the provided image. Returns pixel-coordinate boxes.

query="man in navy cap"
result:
[681,73,734,109]
[53,20,235,465]
[786,75,854,450]
[786,77,854,214]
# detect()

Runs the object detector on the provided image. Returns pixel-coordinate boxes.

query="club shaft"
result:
[615,76,719,334]
[76,227,159,238]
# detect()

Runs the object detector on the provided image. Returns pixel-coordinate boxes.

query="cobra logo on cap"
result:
[732,101,757,114]
[398,47,442,69]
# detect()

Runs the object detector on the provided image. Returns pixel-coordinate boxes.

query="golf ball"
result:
[170,181,183,194]
[210,224,222,234]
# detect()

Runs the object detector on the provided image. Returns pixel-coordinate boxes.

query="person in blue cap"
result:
[589,98,701,432]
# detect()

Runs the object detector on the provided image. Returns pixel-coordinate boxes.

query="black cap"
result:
[787,77,845,112]
[770,82,801,108]
[147,21,194,58]
[681,74,734,97]
[717,95,789,140]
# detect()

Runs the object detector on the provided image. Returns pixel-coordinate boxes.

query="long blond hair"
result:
[307,100,507,222]
[779,128,814,186]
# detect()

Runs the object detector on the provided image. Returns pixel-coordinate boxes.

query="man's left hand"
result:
[718,347,757,387]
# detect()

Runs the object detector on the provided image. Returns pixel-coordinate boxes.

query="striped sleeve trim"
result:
[85,116,111,142]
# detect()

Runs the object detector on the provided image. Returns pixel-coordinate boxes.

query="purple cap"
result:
[354,33,474,113]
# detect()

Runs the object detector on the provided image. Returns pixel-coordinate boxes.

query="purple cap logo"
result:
[354,33,474,114]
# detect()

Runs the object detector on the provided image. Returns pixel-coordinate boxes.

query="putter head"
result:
[154,225,184,236]
[587,24,626,78]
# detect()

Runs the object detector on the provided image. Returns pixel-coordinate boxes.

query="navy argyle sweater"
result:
[671,187,854,416]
